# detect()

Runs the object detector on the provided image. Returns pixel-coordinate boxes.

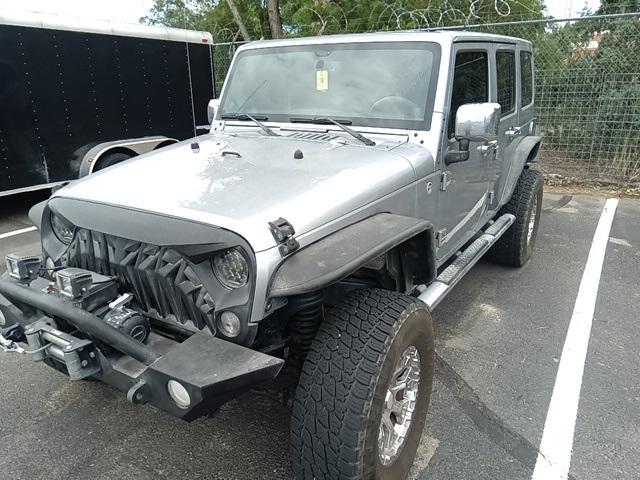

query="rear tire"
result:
[291,288,434,480]
[488,168,543,267]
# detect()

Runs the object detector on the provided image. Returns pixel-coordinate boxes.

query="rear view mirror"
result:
[455,102,501,142]
[207,98,221,123]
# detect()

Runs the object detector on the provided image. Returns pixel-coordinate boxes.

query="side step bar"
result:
[417,213,515,310]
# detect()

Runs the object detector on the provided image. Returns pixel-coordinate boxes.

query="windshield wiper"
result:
[289,117,375,146]
[221,113,280,137]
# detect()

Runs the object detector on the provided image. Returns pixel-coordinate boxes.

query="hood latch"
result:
[268,218,300,257]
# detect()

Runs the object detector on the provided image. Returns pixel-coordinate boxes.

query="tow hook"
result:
[1,329,26,354]
[1,324,48,356]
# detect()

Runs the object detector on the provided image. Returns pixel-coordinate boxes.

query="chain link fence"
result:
[211,13,640,187]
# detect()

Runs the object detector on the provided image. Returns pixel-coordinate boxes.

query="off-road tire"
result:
[93,152,133,172]
[488,168,543,267]
[291,288,434,480]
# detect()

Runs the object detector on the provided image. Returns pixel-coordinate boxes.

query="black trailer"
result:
[0,12,215,196]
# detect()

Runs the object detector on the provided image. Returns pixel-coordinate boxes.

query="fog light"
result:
[5,254,41,282]
[55,268,93,298]
[219,311,241,338]
[167,380,191,409]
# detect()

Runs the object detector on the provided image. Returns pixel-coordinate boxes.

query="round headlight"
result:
[213,248,249,289]
[0,309,6,327]
[167,380,191,409]
[50,213,74,245]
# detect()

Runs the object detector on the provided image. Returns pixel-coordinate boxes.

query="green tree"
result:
[142,0,273,42]
[143,0,547,42]
[597,0,639,14]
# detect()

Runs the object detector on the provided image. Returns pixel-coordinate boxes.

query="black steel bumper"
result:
[0,275,283,421]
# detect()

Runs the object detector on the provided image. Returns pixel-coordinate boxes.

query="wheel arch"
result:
[268,213,436,298]
[497,135,542,207]
[78,136,178,177]
[522,135,542,165]
[154,139,178,150]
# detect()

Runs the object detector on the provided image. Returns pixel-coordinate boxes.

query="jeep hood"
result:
[54,133,420,252]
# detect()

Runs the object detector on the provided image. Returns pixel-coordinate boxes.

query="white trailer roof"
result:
[0,10,213,45]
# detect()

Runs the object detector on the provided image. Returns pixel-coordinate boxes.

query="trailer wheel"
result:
[291,288,434,480]
[93,151,134,172]
[488,168,543,267]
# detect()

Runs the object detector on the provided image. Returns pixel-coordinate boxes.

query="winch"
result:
[103,293,150,344]
[0,264,151,378]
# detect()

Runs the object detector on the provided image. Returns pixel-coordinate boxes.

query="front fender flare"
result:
[268,213,433,297]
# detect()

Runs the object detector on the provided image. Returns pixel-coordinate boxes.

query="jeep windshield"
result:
[219,42,441,131]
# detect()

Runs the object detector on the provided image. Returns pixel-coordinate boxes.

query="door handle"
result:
[477,140,499,156]
[505,126,522,139]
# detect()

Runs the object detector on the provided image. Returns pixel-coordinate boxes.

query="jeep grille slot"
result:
[67,229,215,332]
[286,132,338,142]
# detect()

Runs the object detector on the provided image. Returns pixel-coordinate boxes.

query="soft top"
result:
[238,30,532,52]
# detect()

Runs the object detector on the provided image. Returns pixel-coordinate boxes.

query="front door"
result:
[436,44,494,263]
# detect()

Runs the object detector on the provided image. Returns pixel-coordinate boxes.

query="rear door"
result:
[436,44,494,263]
[490,43,520,211]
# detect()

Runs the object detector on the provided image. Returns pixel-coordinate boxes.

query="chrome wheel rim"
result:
[378,345,421,466]
[527,196,538,245]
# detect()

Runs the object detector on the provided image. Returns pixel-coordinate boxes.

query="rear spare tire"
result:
[488,168,543,267]
[291,288,434,480]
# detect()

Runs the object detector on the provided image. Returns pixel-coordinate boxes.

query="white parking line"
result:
[532,198,619,480]
[0,226,37,240]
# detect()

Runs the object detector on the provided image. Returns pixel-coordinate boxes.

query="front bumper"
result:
[0,275,283,421]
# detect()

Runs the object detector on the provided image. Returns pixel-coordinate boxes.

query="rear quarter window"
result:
[496,51,516,115]
[520,51,534,107]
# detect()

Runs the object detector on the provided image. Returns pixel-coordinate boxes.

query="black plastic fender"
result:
[518,135,542,164]
[498,135,542,207]
[268,213,434,297]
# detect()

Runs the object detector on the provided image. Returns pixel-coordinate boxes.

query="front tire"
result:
[291,289,434,480]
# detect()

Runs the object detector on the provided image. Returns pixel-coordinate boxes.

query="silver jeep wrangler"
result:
[1,31,542,479]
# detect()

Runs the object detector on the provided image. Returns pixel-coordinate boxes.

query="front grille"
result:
[67,229,215,331]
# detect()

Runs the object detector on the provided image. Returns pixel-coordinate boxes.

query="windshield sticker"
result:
[316,70,329,91]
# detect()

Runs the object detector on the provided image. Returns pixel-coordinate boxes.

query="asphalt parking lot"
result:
[1,190,639,480]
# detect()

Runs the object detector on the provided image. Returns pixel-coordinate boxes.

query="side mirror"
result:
[445,103,501,165]
[455,102,501,142]
[207,98,221,124]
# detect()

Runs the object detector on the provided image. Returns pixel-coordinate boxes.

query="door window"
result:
[520,51,533,107]
[448,51,488,137]
[496,51,516,115]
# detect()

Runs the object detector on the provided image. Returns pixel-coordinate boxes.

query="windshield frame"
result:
[218,41,442,131]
